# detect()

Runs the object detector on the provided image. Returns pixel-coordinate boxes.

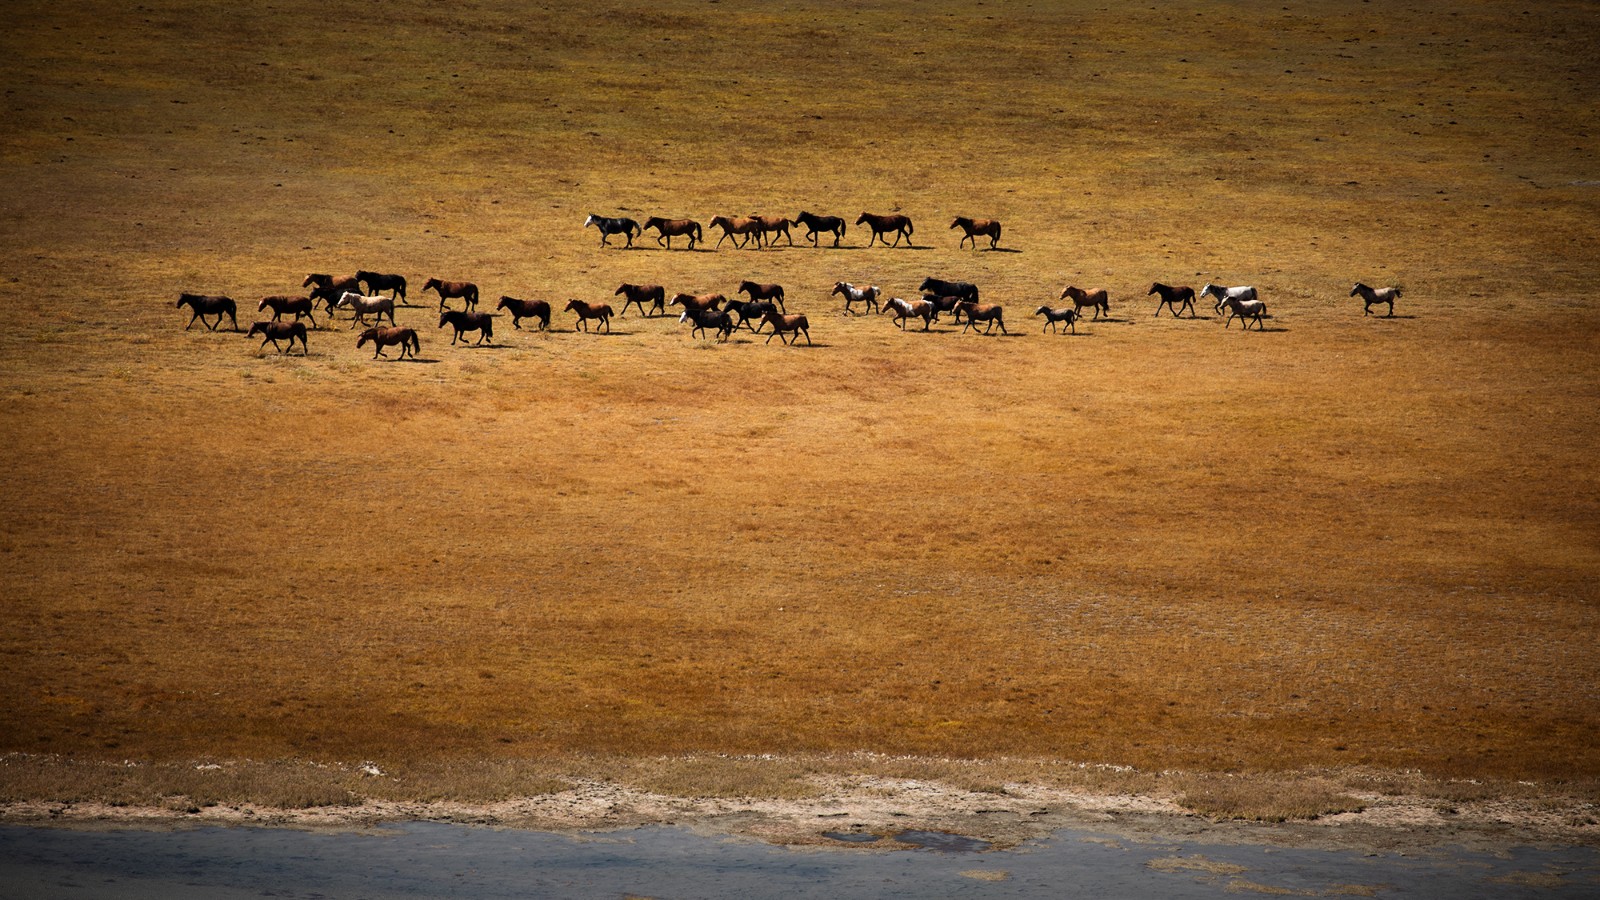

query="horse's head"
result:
[831,282,846,296]
[497,296,514,310]
[1147,283,1161,295]
[583,214,597,228]
[247,322,264,336]
[563,299,582,312]
[855,213,870,225]
[1350,283,1366,297]
[356,328,374,347]
[950,218,965,229]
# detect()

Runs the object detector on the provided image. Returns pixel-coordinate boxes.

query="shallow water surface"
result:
[2,821,1597,899]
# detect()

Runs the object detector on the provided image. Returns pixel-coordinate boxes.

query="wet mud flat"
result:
[3,822,1598,899]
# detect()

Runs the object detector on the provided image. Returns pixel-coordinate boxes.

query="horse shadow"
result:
[980,247,1023,254]
[1374,314,1418,320]
[390,357,440,364]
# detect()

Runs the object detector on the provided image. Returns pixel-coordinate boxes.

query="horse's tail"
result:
[407,331,420,351]
[904,218,914,236]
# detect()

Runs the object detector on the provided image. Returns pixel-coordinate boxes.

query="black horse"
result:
[357,270,408,302]
[726,299,776,332]
[918,277,979,305]
[584,214,642,248]
[795,211,846,247]
[438,309,494,346]
[176,293,238,331]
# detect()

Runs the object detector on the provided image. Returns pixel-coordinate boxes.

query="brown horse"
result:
[614,283,666,317]
[737,281,786,312]
[356,325,420,360]
[423,277,479,311]
[1148,282,1197,318]
[922,293,966,323]
[882,297,935,331]
[176,293,238,331]
[303,273,361,312]
[951,216,1002,250]
[356,270,407,302]
[564,299,613,332]
[795,211,846,247]
[761,311,812,345]
[334,291,396,328]
[855,212,914,247]
[710,215,764,250]
[439,309,494,346]
[643,216,702,250]
[1060,286,1111,320]
[750,215,794,247]
[668,292,725,315]
[247,319,309,354]
[497,296,551,330]
[955,300,1007,334]
[257,295,317,328]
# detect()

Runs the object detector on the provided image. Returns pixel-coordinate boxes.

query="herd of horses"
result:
[584,212,1000,251]
[179,267,1401,357]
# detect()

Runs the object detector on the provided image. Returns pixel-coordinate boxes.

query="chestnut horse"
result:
[832,281,881,316]
[1148,282,1197,318]
[564,299,613,332]
[680,308,734,342]
[247,320,309,354]
[950,216,1002,250]
[761,311,812,345]
[424,277,479,311]
[1060,286,1111,320]
[614,283,666,317]
[356,270,407,302]
[177,293,238,331]
[356,326,420,360]
[855,212,914,247]
[882,297,935,331]
[751,215,794,247]
[257,295,317,328]
[795,211,846,247]
[496,296,551,330]
[439,309,494,346]
[668,292,725,315]
[304,273,361,312]
[1351,282,1401,317]
[644,216,702,250]
[1034,306,1080,333]
[737,281,786,312]
[710,215,764,250]
[955,300,1007,334]
[335,291,396,328]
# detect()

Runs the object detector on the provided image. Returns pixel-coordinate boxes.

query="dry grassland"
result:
[2,0,1598,821]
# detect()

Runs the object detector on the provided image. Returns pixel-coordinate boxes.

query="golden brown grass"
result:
[1,0,1598,818]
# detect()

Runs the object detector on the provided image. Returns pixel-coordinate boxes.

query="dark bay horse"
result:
[795,211,846,247]
[956,301,1007,334]
[737,281,786,312]
[856,212,914,247]
[1060,286,1111,320]
[1148,282,1197,318]
[751,215,794,247]
[564,299,613,332]
[584,214,641,248]
[680,308,734,342]
[710,215,764,250]
[357,270,407,302]
[177,293,238,331]
[356,326,420,359]
[950,216,1002,249]
[247,320,309,354]
[424,278,479,311]
[918,277,978,305]
[497,296,551,330]
[257,295,317,328]
[761,311,812,345]
[922,293,966,323]
[644,217,702,250]
[304,273,361,312]
[727,299,776,332]
[615,283,666,317]
[439,309,494,346]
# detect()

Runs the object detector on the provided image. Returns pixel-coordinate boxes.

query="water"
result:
[2,821,1597,899]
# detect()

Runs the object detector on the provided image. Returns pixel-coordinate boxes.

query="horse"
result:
[334,291,396,328]
[1148,282,1197,318]
[882,297,935,331]
[950,216,1002,250]
[795,211,845,247]
[614,283,666,317]
[831,281,881,316]
[584,214,641,248]
[855,212,914,247]
[1060,286,1111,320]
[303,273,361,312]
[356,270,407,302]
[1351,282,1401,317]
[918,277,978,305]
[356,326,420,360]
[761,311,812,345]
[423,277,479,311]
[496,296,551,331]
[1218,295,1268,330]
[955,300,1007,334]
[247,320,309,354]
[176,293,238,331]
[564,299,613,332]
[922,293,966,323]
[680,308,734,342]
[1200,283,1257,313]
[727,299,776,332]
[710,215,764,250]
[644,216,702,250]
[668,292,725,315]
[750,215,794,248]
[257,295,317,328]
[439,309,494,346]
[737,281,786,312]
[1034,306,1080,333]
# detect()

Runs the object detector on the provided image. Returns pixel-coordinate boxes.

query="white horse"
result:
[1200,283,1257,313]
[1350,282,1401,317]
[881,296,934,331]
[1217,295,1268,330]
[831,281,881,316]
[335,291,397,328]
